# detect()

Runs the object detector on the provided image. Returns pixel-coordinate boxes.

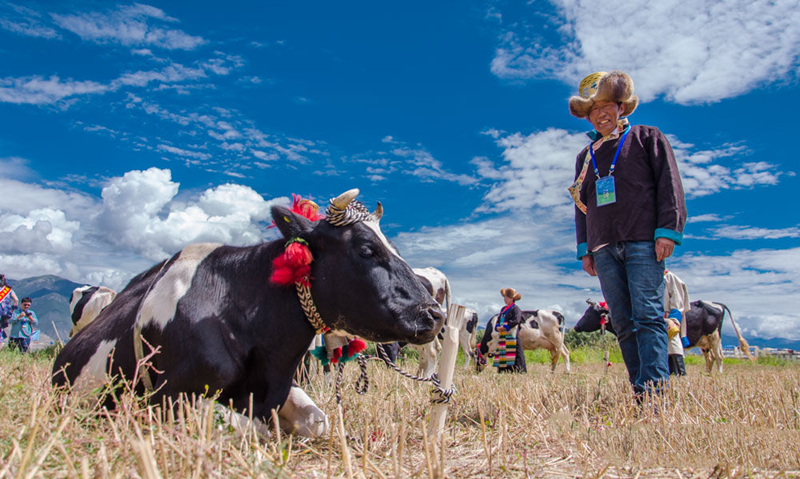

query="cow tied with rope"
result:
[52,189,445,438]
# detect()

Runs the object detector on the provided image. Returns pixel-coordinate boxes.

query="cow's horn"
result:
[331,188,359,210]
[586,298,595,305]
[373,202,383,221]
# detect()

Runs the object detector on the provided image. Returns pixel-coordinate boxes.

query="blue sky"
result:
[1,1,798,345]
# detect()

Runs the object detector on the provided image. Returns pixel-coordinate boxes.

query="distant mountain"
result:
[720,333,800,352]
[5,275,84,342]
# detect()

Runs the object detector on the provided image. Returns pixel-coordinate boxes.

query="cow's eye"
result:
[359,245,374,258]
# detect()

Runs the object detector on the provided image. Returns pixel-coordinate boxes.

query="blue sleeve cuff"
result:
[577,242,588,259]
[655,228,683,246]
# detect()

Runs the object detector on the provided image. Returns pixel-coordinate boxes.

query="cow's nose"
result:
[429,306,445,325]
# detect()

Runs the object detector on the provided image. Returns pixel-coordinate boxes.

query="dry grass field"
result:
[1,345,799,478]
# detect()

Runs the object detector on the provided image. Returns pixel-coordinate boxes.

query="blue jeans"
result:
[593,241,668,395]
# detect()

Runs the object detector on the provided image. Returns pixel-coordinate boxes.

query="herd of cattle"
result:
[54,190,752,439]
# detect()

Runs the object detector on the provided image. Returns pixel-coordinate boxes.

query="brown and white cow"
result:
[476,310,571,373]
[52,189,445,438]
[69,286,117,337]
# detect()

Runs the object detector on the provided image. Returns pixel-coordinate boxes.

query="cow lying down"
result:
[52,189,445,438]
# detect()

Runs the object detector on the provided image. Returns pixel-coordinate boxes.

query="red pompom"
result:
[346,338,367,357]
[292,194,325,222]
[284,242,313,266]
[270,242,313,287]
[331,347,342,364]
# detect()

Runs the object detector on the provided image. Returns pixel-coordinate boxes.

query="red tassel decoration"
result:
[270,239,313,287]
[346,337,367,357]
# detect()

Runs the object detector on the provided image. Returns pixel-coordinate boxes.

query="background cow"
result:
[476,310,570,373]
[384,268,480,377]
[575,300,752,373]
[52,190,445,438]
[68,286,117,337]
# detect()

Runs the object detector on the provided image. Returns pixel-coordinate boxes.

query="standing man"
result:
[568,71,687,398]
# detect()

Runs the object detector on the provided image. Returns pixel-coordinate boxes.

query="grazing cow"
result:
[575,300,752,373]
[52,189,445,438]
[69,286,117,337]
[475,310,570,373]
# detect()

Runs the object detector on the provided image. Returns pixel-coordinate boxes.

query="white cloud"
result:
[491,0,800,104]
[157,144,212,160]
[0,208,79,254]
[711,225,800,240]
[688,214,730,224]
[671,140,783,197]
[93,168,282,261]
[51,4,205,50]
[477,128,587,213]
[477,128,785,215]
[1,167,287,289]
[0,75,108,105]
[0,3,59,38]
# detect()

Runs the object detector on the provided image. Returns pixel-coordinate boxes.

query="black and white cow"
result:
[475,310,570,373]
[69,286,117,337]
[575,300,751,373]
[385,268,480,376]
[52,189,445,438]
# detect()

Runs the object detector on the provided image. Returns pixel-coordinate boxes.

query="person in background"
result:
[568,70,687,399]
[0,273,20,347]
[664,270,690,376]
[9,297,38,353]
[494,288,527,373]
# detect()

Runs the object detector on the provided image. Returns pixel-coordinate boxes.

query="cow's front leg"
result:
[277,385,329,438]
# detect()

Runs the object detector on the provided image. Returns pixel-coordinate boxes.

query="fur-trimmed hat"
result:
[500,288,522,302]
[568,71,639,119]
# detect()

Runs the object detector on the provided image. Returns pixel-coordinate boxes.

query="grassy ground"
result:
[1,345,798,478]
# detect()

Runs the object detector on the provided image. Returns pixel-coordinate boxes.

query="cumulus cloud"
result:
[476,128,586,213]
[491,0,800,104]
[0,167,286,289]
[93,168,282,261]
[51,3,205,50]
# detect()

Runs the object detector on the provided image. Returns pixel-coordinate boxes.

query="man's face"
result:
[588,101,624,137]
[21,302,30,311]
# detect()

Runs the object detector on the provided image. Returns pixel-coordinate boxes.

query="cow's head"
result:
[272,189,445,344]
[573,299,612,334]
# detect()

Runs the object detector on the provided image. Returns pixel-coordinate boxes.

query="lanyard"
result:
[589,125,630,178]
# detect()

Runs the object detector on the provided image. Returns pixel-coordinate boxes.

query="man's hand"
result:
[655,238,675,262]
[582,255,597,276]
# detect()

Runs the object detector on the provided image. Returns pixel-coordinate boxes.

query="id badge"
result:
[595,176,616,206]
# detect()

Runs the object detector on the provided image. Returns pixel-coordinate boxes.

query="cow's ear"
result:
[271,206,316,239]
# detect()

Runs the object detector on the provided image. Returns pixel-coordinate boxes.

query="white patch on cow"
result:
[69,286,117,337]
[363,219,402,259]
[704,301,724,313]
[137,243,221,330]
[278,386,330,438]
[73,339,117,392]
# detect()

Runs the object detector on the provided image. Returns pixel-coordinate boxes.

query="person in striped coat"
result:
[494,288,527,373]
